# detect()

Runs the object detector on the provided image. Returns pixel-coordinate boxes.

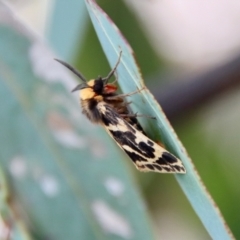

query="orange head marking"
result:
[87,79,96,87]
[80,87,95,100]
[79,79,104,102]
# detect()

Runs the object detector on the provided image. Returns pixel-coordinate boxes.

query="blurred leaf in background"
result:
[0,2,155,240]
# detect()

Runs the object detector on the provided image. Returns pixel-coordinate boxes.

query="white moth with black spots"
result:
[55,52,186,174]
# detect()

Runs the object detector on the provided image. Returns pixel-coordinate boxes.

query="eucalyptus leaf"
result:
[0,3,154,240]
[85,0,234,239]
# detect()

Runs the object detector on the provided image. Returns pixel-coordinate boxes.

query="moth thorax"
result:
[80,88,95,100]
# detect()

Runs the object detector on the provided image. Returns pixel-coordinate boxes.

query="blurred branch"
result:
[149,55,240,122]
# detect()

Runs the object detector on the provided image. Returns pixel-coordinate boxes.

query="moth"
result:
[55,53,186,174]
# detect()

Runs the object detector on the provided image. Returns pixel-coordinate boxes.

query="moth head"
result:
[77,78,104,101]
[55,59,116,100]
[55,59,98,99]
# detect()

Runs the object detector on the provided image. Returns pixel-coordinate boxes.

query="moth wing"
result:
[98,102,186,174]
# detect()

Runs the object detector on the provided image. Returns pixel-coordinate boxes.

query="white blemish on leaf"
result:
[39,175,59,197]
[9,156,27,179]
[92,200,132,239]
[29,42,76,90]
[104,177,124,197]
[91,145,106,158]
[90,139,107,158]
[52,129,87,149]
[47,112,87,149]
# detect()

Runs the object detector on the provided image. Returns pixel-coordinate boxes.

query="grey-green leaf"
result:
[0,3,154,240]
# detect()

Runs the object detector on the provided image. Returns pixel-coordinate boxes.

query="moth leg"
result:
[107,87,145,100]
[111,74,118,85]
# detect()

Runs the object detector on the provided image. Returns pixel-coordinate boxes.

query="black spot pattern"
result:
[173,165,182,171]
[156,157,167,165]
[138,141,155,158]
[101,108,119,126]
[145,164,155,170]
[163,167,172,172]
[153,165,162,171]
[162,152,178,163]
[110,130,147,157]
[147,140,154,146]
[124,150,147,163]
[110,130,156,160]
[101,114,112,126]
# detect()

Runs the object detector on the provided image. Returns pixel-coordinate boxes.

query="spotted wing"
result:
[97,102,186,174]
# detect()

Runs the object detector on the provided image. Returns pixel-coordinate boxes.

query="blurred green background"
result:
[1,0,240,239]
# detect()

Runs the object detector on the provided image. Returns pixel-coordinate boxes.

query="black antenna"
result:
[55,59,87,82]
[102,51,122,83]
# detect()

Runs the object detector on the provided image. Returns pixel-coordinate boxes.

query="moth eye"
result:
[93,78,104,94]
